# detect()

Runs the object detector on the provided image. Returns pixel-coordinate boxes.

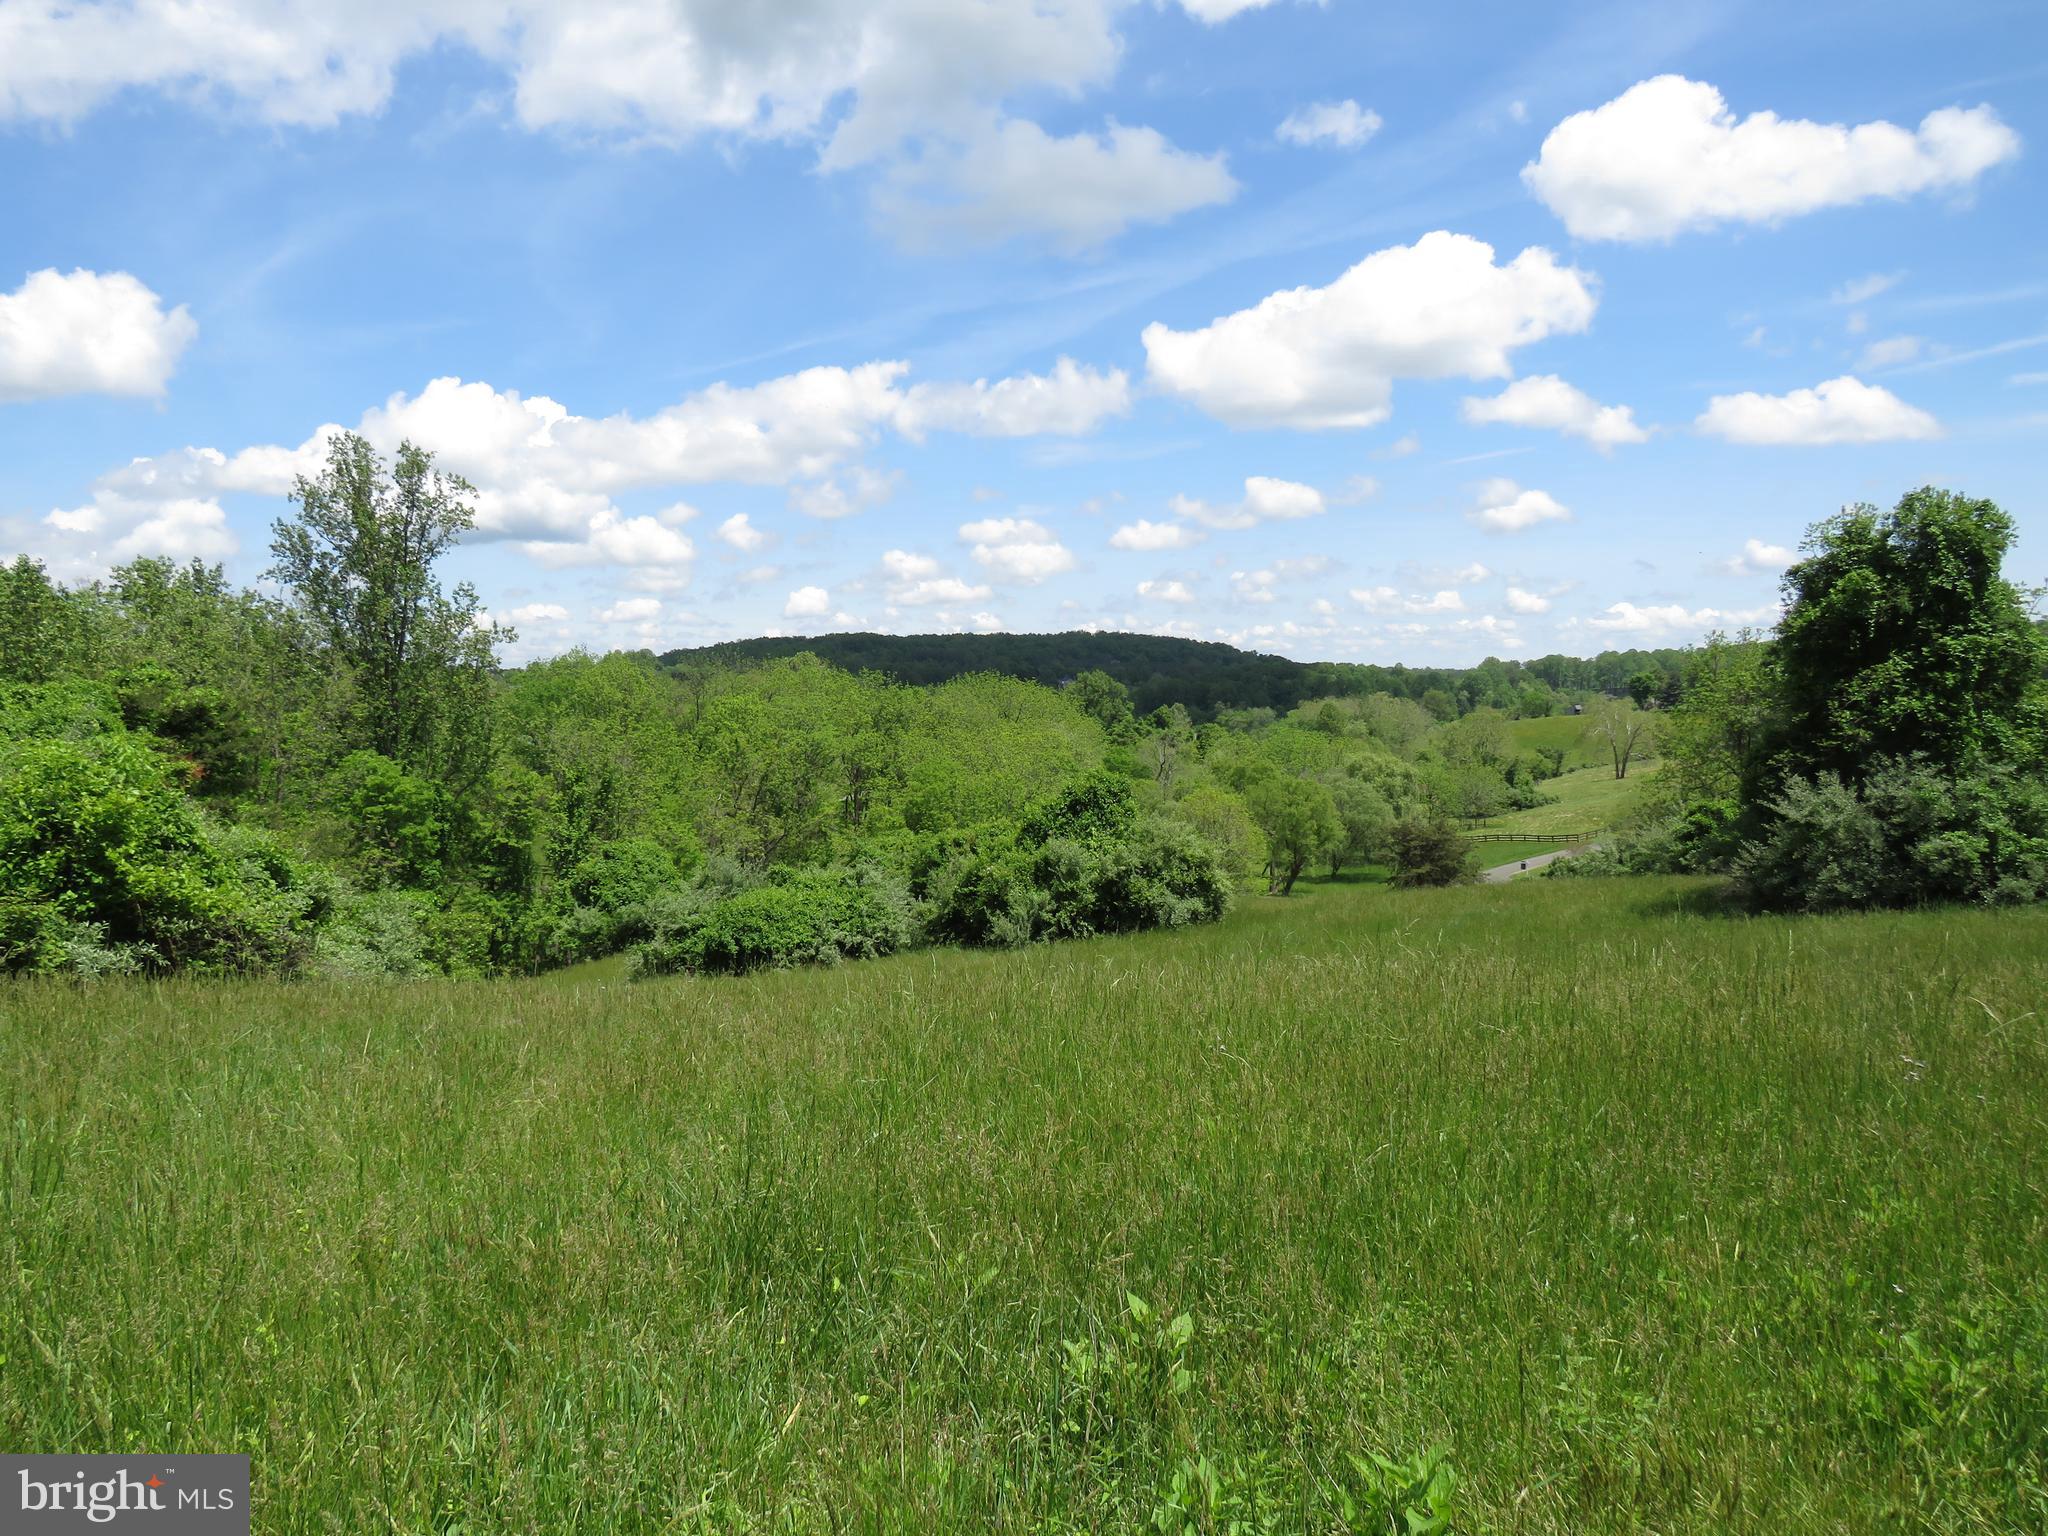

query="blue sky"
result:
[2,0,2043,664]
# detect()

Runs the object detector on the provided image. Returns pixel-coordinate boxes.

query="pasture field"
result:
[1505,713,1630,772]
[1479,762,1658,836]
[4,879,2045,1533]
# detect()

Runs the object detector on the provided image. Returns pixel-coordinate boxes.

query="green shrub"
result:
[504,836,692,967]
[567,837,679,912]
[1735,757,2048,911]
[0,678,125,742]
[1017,769,1138,848]
[1387,816,1472,888]
[311,890,441,979]
[0,729,255,972]
[110,663,256,794]
[1166,784,1268,887]
[924,841,1041,947]
[930,816,1231,947]
[423,891,510,978]
[0,894,145,978]
[331,750,448,889]
[1091,817,1232,931]
[207,821,334,973]
[631,864,921,977]
[1546,800,1742,881]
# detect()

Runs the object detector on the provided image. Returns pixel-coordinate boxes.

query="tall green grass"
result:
[4,879,2044,1533]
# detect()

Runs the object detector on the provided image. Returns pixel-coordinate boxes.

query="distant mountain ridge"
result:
[657,630,1700,718]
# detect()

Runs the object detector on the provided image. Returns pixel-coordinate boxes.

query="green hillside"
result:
[1477,761,1659,834]
[658,631,1703,719]
[659,630,1316,717]
[1507,711,1610,770]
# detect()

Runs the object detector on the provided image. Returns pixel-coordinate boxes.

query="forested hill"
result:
[658,631,1701,717]
[660,632,1306,716]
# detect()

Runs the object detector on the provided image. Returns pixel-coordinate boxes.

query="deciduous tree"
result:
[270,433,504,781]
[1768,487,2047,783]
[1585,696,1649,780]
[1247,776,1340,895]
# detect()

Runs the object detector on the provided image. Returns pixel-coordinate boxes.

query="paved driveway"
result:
[1479,843,1602,883]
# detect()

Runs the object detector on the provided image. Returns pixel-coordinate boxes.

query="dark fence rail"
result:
[1465,830,1599,845]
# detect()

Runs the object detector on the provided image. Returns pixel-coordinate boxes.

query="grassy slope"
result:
[5,882,2046,1533]
[1508,711,1607,770]
[1479,761,1658,835]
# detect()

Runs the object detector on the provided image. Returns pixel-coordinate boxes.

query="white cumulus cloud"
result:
[1137,578,1196,603]
[1725,538,1795,574]
[881,548,991,605]
[29,352,1129,581]
[896,357,1130,437]
[1142,231,1598,429]
[716,512,773,552]
[0,2,1314,250]
[1351,586,1466,614]
[0,268,197,402]
[1460,374,1648,452]
[1504,586,1551,614]
[520,508,695,570]
[789,465,898,520]
[1177,0,1285,19]
[1167,475,1327,531]
[1524,76,2022,241]
[1695,375,1941,445]
[959,516,1076,584]
[1109,518,1204,552]
[505,602,571,625]
[783,585,831,618]
[1469,478,1570,533]
[1589,601,1777,639]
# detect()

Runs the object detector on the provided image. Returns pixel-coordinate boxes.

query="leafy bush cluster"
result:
[928,813,1232,947]
[0,690,330,976]
[3,436,1633,979]
[1733,758,2048,911]
[626,773,1234,977]
[632,864,922,977]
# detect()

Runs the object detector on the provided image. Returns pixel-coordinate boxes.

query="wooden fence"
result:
[1464,830,1599,846]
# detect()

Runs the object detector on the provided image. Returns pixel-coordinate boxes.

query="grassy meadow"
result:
[1504,713,1617,772]
[1476,762,1657,837]
[4,877,2046,1533]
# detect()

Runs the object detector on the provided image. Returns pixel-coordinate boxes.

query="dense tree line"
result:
[662,632,1695,721]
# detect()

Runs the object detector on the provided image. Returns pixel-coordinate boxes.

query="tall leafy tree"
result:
[269,433,505,782]
[1064,668,1136,739]
[0,556,89,683]
[1769,487,2047,782]
[1246,776,1339,895]
[1654,631,1773,809]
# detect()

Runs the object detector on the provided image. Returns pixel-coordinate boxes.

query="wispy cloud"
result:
[1881,332,2048,375]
